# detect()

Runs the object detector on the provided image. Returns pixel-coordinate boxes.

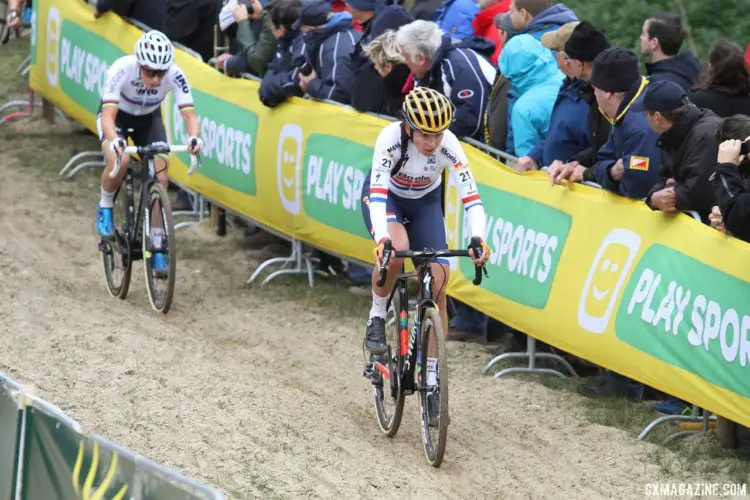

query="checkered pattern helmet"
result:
[135,30,174,70]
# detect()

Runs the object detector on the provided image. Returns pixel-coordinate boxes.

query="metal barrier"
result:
[462,136,519,168]
[1,371,225,499]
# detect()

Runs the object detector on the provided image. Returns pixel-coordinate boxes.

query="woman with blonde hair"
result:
[354,29,413,117]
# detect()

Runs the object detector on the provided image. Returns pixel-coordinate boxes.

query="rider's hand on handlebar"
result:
[468,236,490,266]
[109,138,127,156]
[373,237,392,267]
[189,136,204,155]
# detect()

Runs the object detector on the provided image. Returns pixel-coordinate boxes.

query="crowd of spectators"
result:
[84,0,750,444]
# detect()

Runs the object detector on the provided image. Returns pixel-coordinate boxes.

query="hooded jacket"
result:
[646,52,702,92]
[349,5,413,115]
[528,77,590,167]
[499,34,564,157]
[645,106,721,223]
[512,3,577,41]
[418,35,497,139]
[301,12,361,103]
[224,13,278,77]
[258,31,307,108]
[590,77,661,200]
[471,0,511,66]
[435,0,480,41]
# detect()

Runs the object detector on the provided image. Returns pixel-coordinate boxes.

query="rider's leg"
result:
[98,140,129,237]
[150,153,170,273]
[365,221,409,354]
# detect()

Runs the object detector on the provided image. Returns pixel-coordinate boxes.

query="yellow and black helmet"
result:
[402,87,454,134]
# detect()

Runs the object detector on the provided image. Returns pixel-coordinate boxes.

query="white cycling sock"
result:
[369,292,388,319]
[151,228,164,249]
[99,189,115,209]
[427,357,438,386]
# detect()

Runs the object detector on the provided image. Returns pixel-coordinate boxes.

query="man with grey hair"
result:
[395,20,496,139]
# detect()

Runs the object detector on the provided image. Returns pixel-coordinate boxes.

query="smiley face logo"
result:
[46,6,61,87]
[578,229,642,334]
[277,124,303,215]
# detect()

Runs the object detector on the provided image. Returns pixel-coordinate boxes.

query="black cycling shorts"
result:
[96,103,167,148]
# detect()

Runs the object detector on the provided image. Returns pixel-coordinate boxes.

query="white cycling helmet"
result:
[135,30,175,71]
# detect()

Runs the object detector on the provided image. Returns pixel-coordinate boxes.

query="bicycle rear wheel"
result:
[374,291,405,437]
[418,307,449,467]
[143,182,176,314]
[100,187,132,299]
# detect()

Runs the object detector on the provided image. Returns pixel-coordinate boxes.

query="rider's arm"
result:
[444,136,486,239]
[100,60,127,145]
[169,66,199,138]
[368,126,400,244]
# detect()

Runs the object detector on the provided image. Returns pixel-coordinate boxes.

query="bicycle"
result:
[98,139,201,314]
[362,237,488,467]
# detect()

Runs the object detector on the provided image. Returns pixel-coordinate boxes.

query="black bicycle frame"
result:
[119,153,161,261]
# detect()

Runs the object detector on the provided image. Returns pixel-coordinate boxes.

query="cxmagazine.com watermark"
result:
[645,482,748,497]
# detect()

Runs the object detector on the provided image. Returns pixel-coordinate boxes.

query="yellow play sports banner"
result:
[30,0,750,429]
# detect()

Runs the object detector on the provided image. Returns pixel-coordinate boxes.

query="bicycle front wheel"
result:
[418,307,449,468]
[374,291,405,437]
[101,187,132,299]
[143,182,176,314]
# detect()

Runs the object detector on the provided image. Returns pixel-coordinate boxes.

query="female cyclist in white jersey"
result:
[361,86,490,355]
[96,30,203,273]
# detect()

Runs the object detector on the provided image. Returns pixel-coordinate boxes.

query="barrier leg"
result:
[174,194,208,231]
[0,89,34,126]
[638,405,717,442]
[483,337,579,379]
[59,151,106,180]
[17,54,30,75]
[247,240,327,288]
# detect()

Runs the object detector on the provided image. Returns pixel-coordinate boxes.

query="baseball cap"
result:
[494,12,516,37]
[292,0,330,30]
[631,80,688,113]
[541,21,580,51]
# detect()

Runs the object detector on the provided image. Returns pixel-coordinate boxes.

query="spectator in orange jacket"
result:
[471,0,511,66]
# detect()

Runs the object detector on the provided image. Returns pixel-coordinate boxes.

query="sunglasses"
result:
[142,67,167,79]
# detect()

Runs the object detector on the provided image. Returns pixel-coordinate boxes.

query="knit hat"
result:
[541,21,580,51]
[294,0,330,29]
[590,47,641,93]
[345,0,378,11]
[564,21,610,62]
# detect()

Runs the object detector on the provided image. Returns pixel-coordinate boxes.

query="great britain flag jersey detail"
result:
[368,121,487,245]
[100,55,195,116]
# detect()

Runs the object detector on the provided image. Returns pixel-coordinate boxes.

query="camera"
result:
[294,57,313,77]
[741,140,749,157]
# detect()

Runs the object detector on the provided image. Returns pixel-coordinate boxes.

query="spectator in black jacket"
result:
[296,0,360,103]
[361,30,413,116]
[690,40,750,118]
[258,0,305,107]
[637,80,722,223]
[348,3,413,115]
[95,0,166,31]
[710,115,750,242]
[165,0,219,62]
[639,12,701,92]
[216,0,278,77]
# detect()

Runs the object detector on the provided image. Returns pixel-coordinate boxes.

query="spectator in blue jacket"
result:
[434,0,479,40]
[258,0,306,108]
[296,0,361,103]
[497,0,576,45]
[517,21,589,170]
[395,20,497,139]
[499,34,564,157]
[588,48,661,199]
[640,12,701,92]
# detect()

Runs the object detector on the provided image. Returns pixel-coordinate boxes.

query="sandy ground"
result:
[0,122,743,499]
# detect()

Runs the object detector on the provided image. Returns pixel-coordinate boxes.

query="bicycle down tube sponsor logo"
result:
[58,21,124,113]
[303,133,372,238]
[578,228,642,334]
[615,244,750,397]
[459,185,571,308]
[172,89,258,196]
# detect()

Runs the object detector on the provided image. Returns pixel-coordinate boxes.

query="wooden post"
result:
[716,416,737,449]
[41,97,55,124]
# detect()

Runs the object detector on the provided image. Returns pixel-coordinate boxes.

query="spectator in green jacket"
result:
[216,0,278,77]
